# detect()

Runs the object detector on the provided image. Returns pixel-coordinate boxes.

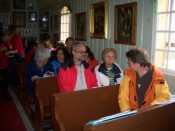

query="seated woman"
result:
[95,48,123,87]
[24,47,54,99]
[49,47,70,75]
[84,45,99,69]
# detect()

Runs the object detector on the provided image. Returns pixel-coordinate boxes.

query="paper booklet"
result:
[86,110,137,126]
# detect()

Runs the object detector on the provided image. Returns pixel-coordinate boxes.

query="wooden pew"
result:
[50,85,120,131]
[34,76,58,130]
[83,100,175,131]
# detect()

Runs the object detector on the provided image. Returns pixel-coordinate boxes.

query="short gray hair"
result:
[102,48,117,60]
[34,47,51,61]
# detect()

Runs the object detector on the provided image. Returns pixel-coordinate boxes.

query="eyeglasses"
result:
[73,50,87,55]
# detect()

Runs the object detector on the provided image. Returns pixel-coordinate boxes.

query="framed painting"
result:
[114,2,137,45]
[3,15,11,26]
[12,11,26,27]
[27,0,34,10]
[29,12,37,22]
[75,12,86,41]
[41,12,49,32]
[90,0,108,39]
[13,0,26,9]
[0,0,10,12]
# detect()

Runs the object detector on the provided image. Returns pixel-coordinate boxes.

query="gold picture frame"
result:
[75,12,86,41]
[13,0,26,9]
[90,0,108,39]
[114,2,137,45]
[29,12,37,22]
[3,15,11,26]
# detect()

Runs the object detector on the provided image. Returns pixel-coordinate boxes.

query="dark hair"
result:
[65,37,74,43]
[85,46,95,60]
[126,48,150,67]
[49,46,70,62]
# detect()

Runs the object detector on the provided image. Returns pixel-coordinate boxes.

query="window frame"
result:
[152,0,175,76]
[60,6,71,43]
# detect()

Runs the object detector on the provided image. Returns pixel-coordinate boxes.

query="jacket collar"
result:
[98,63,121,76]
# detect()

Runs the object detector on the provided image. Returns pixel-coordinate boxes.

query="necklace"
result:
[138,83,141,88]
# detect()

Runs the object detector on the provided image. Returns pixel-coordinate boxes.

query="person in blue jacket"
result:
[50,46,70,75]
[24,47,54,99]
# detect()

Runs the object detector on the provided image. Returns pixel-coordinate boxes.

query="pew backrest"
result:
[83,101,175,131]
[34,76,58,124]
[51,85,120,131]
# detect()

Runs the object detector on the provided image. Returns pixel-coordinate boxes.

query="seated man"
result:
[57,42,98,92]
[118,48,171,112]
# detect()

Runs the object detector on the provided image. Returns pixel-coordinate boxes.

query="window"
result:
[153,0,175,75]
[60,6,71,43]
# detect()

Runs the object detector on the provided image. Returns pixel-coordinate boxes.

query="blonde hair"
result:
[102,48,117,60]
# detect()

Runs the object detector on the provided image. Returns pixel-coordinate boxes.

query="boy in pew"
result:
[57,42,98,92]
[24,47,54,100]
[118,48,171,112]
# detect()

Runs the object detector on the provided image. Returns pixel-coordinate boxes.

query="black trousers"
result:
[7,57,19,87]
[0,69,9,98]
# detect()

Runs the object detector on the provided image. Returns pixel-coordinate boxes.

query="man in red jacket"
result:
[57,42,98,92]
[4,25,24,90]
[7,25,24,59]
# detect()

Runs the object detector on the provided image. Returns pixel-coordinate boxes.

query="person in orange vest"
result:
[118,48,171,112]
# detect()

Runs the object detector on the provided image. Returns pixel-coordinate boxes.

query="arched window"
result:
[60,6,71,42]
